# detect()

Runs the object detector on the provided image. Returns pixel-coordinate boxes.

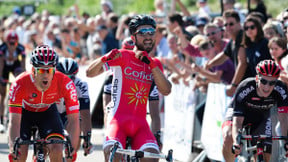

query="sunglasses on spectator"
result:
[244,25,256,31]
[205,30,219,37]
[35,67,55,74]
[259,78,277,86]
[134,28,156,36]
[224,22,234,27]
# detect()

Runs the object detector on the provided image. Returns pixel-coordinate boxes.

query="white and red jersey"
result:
[103,49,161,119]
[8,71,79,114]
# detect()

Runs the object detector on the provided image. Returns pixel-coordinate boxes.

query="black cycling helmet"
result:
[256,59,281,78]
[30,44,59,67]
[56,57,79,75]
[128,15,156,35]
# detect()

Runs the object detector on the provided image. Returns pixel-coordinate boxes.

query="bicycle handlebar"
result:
[109,142,173,162]
[13,137,73,160]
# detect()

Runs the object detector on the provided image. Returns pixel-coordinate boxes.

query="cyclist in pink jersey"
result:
[87,15,171,162]
[8,45,80,162]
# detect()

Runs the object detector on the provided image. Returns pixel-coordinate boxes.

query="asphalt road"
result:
[0,128,105,161]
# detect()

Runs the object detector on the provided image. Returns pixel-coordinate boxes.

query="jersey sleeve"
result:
[8,81,23,114]
[75,79,90,110]
[60,76,79,114]
[275,82,288,113]
[102,54,124,71]
[148,81,159,101]
[232,86,247,117]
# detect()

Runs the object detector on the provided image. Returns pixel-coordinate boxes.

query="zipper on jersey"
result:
[41,91,44,104]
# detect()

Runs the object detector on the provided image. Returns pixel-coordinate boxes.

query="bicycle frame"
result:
[109,142,173,162]
[237,132,288,162]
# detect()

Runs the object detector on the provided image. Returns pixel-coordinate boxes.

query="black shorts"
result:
[20,104,65,140]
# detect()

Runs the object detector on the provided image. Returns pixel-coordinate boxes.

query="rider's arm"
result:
[80,108,92,135]
[150,58,172,96]
[66,113,80,150]
[8,113,21,152]
[86,58,105,77]
[232,116,244,145]
[62,76,81,151]
[149,100,161,134]
[279,113,288,136]
[86,49,121,78]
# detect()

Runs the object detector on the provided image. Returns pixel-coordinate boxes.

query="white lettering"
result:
[239,86,255,99]
[124,67,153,81]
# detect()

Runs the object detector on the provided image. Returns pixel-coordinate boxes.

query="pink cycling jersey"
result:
[8,71,79,114]
[103,49,159,150]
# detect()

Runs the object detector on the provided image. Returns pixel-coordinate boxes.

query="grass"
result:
[0,0,287,19]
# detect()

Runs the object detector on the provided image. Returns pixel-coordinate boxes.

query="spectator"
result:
[205,9,246,97]
[196,0,211,17]
[101,0,113,19]
[263,21,285,40]
[239,16,272,78]
[268,37,288,69]
[60,28,81,59]
[168,12,193,41]
[96,24,119,55]
[154,24,170,58]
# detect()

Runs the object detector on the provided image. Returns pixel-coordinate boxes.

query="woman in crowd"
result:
[238,16,272,78]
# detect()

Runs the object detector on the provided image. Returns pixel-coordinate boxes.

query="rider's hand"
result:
[137,51,157,70]
[232,144,242,155]
[101,49,121,62]
[82,142,93,156]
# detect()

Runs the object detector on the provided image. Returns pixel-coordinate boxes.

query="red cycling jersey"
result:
[103,49,162,150]
[8,71,79,114]
[104,49,161,119]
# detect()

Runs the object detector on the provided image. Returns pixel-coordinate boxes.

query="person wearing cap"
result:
[197,0,211,17]
[195,16,210,34]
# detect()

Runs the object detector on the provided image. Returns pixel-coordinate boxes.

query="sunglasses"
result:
[244,25,256,31]
[224,22,234,27]
[35,67,55,74]
[259,78,277,86]
[134,28,156,36]
[205,30,219,37]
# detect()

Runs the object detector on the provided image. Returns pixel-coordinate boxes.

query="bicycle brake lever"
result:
[166,149,173,162]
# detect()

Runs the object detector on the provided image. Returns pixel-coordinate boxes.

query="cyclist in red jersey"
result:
[86,15,171,162]
[7,45,80,162]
